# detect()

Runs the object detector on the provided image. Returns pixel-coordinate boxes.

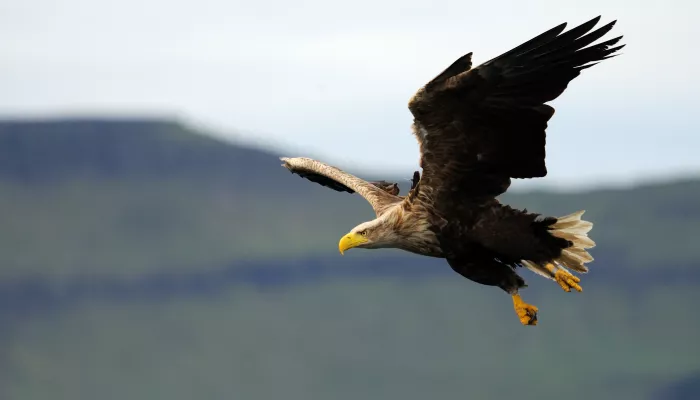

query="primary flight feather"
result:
[281,16,624,326]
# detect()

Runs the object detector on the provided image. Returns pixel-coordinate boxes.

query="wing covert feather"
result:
[280,157,401,216]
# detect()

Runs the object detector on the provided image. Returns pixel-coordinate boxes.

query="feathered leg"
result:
[446,255,539,326]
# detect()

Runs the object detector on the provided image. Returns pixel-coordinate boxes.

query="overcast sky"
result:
[1,0,697,189]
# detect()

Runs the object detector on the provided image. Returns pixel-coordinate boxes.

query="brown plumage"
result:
[281,16,623,325]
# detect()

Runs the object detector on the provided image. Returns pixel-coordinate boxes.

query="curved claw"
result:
[555,270,582,292]
[512,294,538,326]
[545,263,583,293]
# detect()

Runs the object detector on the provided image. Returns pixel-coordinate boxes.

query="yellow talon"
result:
[545,263,583,293]
[512,294,538,326]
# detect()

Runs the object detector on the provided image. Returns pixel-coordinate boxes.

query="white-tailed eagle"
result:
[281,16,623,325]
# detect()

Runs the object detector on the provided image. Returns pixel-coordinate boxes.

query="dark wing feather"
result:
[408,16,624,205]
[282,160,401,196]
[287,167,356,193]
[280,157,402,216]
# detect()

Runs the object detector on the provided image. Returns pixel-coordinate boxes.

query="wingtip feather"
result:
[279,157,292,169]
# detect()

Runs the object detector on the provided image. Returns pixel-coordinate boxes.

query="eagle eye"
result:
[358,230,368,236]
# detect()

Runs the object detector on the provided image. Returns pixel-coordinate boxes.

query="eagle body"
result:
[281,16,623,325]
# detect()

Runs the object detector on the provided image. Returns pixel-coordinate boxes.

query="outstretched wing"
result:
[408,16,624,206]
[280,157,402,216]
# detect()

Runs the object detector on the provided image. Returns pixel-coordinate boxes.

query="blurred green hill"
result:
[1,118,699,400]
[1,118,699,279]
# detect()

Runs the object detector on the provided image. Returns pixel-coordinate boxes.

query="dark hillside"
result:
[0,118,282,186]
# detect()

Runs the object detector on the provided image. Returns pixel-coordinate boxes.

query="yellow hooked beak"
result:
[338,232,368,255]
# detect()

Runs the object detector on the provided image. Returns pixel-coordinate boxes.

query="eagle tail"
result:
[549,210,595,273]
[521,210,595,280]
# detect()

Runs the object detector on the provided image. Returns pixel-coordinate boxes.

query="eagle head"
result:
[338,218,397,254]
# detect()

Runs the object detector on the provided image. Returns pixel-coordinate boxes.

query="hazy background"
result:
[2,0,699,187]
[1,0,699,399]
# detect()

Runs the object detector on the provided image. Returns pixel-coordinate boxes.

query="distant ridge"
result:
[0,118,280,184]
[2,117,698,191]
[0,116,698,279]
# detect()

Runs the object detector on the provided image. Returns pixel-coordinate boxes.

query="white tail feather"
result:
[521,260,554,280]
[521,210,596,279]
